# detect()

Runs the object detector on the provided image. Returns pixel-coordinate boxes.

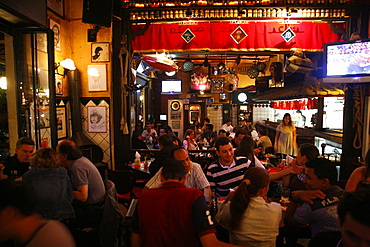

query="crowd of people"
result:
[1,112,370,247]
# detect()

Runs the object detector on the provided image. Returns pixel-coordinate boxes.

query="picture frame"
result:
[171,111,181,120]
[47,0,64,17]
[38,105,50,129]
[91,43,110,62]
[172,121,180,130]
[49,19,61,51]
[56,106,67,139]
[56,76,63,95]
[88,106,107,133]
[88,65,107,91]
[36,33,47,53]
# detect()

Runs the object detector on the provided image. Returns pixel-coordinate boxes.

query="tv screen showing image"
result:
[159,114,167,121]
[161,80,182,94]
[324,39,370,78]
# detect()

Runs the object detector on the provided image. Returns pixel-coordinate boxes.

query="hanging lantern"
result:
[183,59,194,72]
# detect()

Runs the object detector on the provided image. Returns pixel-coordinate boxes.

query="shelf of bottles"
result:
[129,8,347,20]
[123,0,353,8]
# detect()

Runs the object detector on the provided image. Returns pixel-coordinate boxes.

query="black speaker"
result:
[82,0,114,27]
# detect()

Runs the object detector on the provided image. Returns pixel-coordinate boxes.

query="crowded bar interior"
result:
[0,0,370,246]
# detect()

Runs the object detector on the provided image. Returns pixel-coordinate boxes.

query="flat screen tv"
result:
[161,80,182,94]
[323,39,370,83]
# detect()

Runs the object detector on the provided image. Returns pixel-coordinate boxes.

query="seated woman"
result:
[345,149,370,191]
[216,167,282,247]
[234,135,263,168]
[22,147,75,221]
[182,129,199,150]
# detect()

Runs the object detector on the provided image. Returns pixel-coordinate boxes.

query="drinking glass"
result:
[281,187,290,205]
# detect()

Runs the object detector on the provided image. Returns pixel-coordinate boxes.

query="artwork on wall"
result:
[56,106,67,139]
[171,111,181,120]
[47,0,64,17]
[88,65,107,91]
[36,33,47,53]
[56,76,63,95]
[172,121,180,130]
[91,43,110,62]
[88,106,107,133]
[49,19,61,51]
[191,66,210,91]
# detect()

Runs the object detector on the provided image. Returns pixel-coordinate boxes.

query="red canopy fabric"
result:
[132,22,344,52]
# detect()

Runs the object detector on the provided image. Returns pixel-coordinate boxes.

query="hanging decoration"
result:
[281,27,296,42]
[270,98,318,110]
[181,28,196,43]
[230,26,248,44]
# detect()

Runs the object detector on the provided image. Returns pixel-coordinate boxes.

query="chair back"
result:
[107,169,136,195]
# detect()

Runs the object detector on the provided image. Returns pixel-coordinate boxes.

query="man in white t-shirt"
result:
[144,147,210,195]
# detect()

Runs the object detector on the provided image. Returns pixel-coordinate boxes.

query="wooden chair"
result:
[107,169,142,209]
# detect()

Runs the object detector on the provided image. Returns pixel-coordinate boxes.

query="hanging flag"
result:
[281,27,296,42]
[182,28,195,43]
[230,26,248,44]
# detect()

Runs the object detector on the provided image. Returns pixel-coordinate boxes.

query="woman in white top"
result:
[274,113,298,156]
[182,129,198,150]
[216,167,282,247]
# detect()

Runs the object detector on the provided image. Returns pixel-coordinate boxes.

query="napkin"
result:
[286,155,294,163]
[135,151,141,160]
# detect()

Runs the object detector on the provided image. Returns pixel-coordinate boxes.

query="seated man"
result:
[201,124,217,147]
[231,129,247,149]
[207,137,300,198]
[148,134,177,175]
[0,180,75,247]
[207,137,263,198]
[57,140,105,233]
[285,158,346,237]
[130,158,241,247]
[308,190,370,247]
[2,137,34,180]
[144,146,210,194]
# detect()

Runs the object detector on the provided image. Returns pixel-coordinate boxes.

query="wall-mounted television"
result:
[323,39,370,83]
[159,114,167,121]
[161,80,182,94]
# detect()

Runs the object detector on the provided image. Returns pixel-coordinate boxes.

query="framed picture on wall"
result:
[88,65,107,91]
[88,106,107,133]
[91,43,110,62]
[172,121,180,130]
[56,76,63,95]
[171,111,181,120]
[49,19,61,51]
[56,106,67,139]
[47,0,64,17]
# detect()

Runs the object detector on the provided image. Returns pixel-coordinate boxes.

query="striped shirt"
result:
[207,157,258,197]
[146,162,210,190]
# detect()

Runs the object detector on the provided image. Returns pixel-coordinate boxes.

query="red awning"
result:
[132,22,344,52]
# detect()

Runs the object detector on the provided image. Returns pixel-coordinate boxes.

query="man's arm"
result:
[292,190,326,204]
[73,185,88,202]
[131,232,141,247]
[0,164,8,180]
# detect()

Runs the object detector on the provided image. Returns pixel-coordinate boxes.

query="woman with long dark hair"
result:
[274,113,298,156]
[216,167,282,246]
[234,135,263,168]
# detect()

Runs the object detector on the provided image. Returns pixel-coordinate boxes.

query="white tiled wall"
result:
[253,104,275,124]
[207,105,223,131]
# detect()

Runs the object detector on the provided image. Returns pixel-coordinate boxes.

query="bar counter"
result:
[256,121,343,146]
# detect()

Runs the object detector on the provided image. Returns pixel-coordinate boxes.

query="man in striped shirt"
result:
[143,146,210,194]
[207,137,264,198]
[207,137,302,198]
